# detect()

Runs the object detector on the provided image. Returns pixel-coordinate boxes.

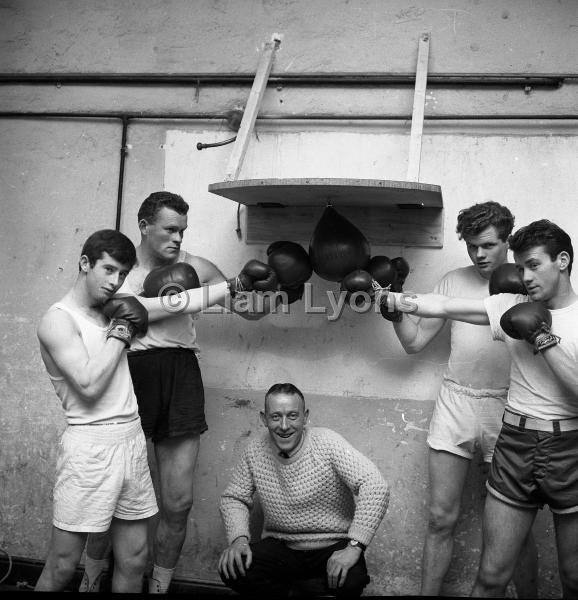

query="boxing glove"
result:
[391,257,410,287]
[489,264,527,296]
[380,257,410,322]
[341,270,374,307]
[142,262,201,297]
[103,295,149,347]
[500,302,560,353]
[267,241,312,289]
[228,260,278,296]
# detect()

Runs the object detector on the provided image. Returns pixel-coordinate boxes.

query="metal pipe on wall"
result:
[0,72,574,87]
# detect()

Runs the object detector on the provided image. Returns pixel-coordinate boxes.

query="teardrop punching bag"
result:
[309,206,371,282]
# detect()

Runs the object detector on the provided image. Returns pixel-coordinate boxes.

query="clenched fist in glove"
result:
[267,241,312,305]
[500,302,560,354]
[341,269,374,307]
[142,262,200,297]
[103,295,149,347]
[379,256,410,322]
[227,260,278,296]
[489,264,527,296]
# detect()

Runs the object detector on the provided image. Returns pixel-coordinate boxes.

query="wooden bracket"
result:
[224,34,282,182]
[406,33,431,183]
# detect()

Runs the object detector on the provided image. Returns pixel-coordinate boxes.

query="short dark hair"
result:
[264,383,305,411]
[80,229,136,270]
[137,191,189,224]
[509,219,573,275]
[456,201,515,241]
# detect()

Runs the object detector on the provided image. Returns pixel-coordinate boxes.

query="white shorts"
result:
[53,418,158,532]
[427,379,507,463]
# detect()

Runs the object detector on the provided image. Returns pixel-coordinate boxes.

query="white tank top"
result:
[435,266,511,392]
[119,251,199,352]
[47,303,139,425]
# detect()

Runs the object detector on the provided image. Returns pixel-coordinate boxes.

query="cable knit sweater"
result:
[220,427,390,550]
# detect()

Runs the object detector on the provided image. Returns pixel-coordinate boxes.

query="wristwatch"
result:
[348,539,366,552]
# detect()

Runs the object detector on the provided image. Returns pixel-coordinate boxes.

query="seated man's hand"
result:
[218,536,252,580]
[326,544,362,589]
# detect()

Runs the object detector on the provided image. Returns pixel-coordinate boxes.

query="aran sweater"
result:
[220,427,389,550]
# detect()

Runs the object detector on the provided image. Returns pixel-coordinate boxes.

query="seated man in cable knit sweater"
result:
[218,383,390,598]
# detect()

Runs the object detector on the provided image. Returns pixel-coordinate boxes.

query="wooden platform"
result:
[208,178,444,246]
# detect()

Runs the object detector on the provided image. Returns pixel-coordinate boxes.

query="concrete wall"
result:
[1,1,577,596]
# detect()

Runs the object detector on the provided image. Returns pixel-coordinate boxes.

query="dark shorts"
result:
[487,416,578,514]
[128,348,207,442]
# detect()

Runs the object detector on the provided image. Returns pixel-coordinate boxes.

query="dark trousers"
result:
[221,537,370,598]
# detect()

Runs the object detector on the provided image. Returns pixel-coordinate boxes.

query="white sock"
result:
[149,565,175,594]
[79,557,110,592]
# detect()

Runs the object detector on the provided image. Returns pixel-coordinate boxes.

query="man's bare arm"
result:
[395,292,490,325]
[392,313,447,354]
[37,309,125,401]
[190,255,274,320]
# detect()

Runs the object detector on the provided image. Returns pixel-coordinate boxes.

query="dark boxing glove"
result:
[142,262,200,297]
[341,270,374,307]
[500,302,560,354]
[267,241,312,289]
[379,256,410,322]
[489,264,527,296]
[268,241,312,305]
[228,260,278,296]
[103,295,149,347]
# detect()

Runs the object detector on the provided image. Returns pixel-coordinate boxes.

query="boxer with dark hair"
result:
[37,228,276,592]
[82,191,278,594]
[391,219,578,597]
[218,384,389,598]
[385,202,537,597]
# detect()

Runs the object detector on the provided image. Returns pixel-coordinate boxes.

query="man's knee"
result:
[476,560,513,592]
[160,497,193,530]
[427,501,460,534]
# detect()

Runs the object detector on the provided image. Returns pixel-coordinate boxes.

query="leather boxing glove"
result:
[103,295,149,347]
[489,264,527,296]
[391,257,410,288]
[500,302,560,353]
[228,260,278,296]
[380,256,410,322]
[368,256,397,290]
[142,262,201,297]
[267,241,313,289]
[341,270,374,307]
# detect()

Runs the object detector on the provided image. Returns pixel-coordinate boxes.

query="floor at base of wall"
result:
[0,554,235,595]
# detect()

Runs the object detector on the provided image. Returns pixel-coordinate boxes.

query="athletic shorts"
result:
[487,410,578,514]
[53,418,158,532]
[128,347,207,442]
[427,379,508,462]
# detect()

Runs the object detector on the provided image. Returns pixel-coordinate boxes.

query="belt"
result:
[503,409,578,434]
[69,416,140,427]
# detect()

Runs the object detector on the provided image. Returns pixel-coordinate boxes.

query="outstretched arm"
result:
[135,259,277,322]
[189,254,276,320]
[394,292,490,325]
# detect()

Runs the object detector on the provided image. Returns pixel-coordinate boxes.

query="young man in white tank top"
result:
[36,228,277,592]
